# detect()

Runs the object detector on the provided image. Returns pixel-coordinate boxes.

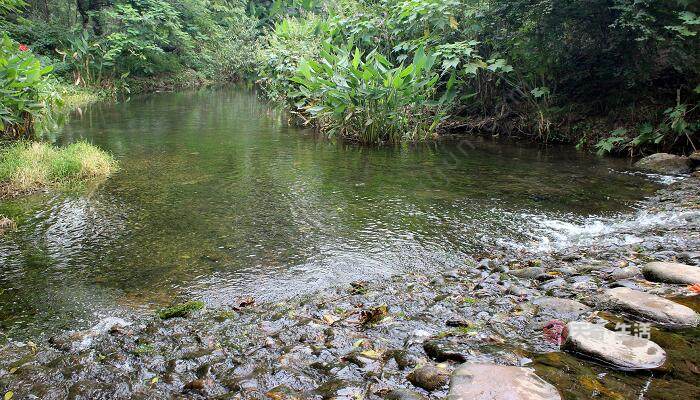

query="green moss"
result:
[157,300,204,319]
[133,343,156,355]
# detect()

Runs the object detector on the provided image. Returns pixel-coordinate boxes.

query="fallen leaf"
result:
[359,305,388,326]
[360,349,381,359]
[322,314,340,325]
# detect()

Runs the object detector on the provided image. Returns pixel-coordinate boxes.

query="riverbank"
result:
[0,174,698,399]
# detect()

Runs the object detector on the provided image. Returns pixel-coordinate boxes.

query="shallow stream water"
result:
[0,88,663,339]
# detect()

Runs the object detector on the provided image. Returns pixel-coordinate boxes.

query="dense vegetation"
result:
[1,0,699,152]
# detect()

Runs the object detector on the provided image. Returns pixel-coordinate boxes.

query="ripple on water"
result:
[0,87,666,339]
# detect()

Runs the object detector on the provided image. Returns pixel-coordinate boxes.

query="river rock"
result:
[634,153,692,174]
[510,267,546,279]
[383,388,426,400]
[407,364,449,391]
[610,266,640,280]
[539,278,566,291]
[532,297,591,321]
[423,339,467,363]
[689,151,700,165]
[642,261,700,284]
[562,321,666,370]
[603,287,699,329]
[447,364,561,400]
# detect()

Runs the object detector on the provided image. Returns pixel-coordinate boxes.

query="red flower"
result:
[18,44,29,52]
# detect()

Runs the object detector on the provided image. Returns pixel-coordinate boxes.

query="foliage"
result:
[4,0,258,87]
[3,0,699,151]
[0,34,60,139]
[0,0,24,14]
[256,14,328,100]
[291,44,445,143]
[595,96,698,155]
[0,141,117,193]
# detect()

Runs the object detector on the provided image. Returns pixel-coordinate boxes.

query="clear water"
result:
[0,87,660,339]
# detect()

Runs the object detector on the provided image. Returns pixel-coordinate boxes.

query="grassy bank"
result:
[0,141,117,197]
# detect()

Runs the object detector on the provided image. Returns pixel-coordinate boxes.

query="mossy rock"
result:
[157,301,204,319]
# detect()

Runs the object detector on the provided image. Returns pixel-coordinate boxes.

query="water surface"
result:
[0,88,660,338]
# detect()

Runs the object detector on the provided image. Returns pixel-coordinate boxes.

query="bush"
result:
[291,44,446,143]
[256,14,329,100]
[0,34,60,139]
[0,141,117,194]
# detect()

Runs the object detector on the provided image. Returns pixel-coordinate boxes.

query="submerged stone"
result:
[642,261,700,285]
[602,287,699,329]
[448,363,561,400]
[634,153,692,175]
[562,321,666,370]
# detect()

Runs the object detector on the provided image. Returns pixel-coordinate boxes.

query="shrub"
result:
[0,34,60,139]
[0,141,117,194]
[291,44,445,144]
[256,14,329,100]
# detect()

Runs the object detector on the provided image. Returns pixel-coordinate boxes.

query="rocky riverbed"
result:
[1,176,699,399]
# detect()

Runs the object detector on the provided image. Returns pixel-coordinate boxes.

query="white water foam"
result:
[529,207,700,253]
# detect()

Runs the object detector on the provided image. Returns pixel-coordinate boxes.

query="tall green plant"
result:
[0,34,60,139]
[291,44,445,144]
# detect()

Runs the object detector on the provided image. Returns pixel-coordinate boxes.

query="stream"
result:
[0,87,665,339]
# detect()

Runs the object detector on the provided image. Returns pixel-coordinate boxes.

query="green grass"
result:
[0,141,117,195]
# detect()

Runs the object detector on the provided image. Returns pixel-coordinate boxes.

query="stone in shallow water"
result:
[642,261,700,285]
[562,321,666,370]
[634,153,692,174]
[603,287,699,329]
[448,363,561,400]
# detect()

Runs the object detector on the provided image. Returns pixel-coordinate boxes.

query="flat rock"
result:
[563,321,666,370]
[642,261,700,284]
[634,153,692,174]
[603,287,699,329]
[448,363,561,400]
[532,297,591,320]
